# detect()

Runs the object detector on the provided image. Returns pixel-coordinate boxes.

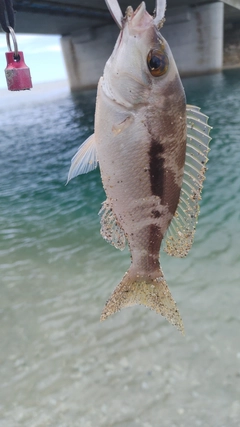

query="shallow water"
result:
[0,71,240,427]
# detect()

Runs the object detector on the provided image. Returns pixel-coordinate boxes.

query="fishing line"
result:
[0,0,15,33]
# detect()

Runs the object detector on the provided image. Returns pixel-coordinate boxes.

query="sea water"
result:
[0,71,240,427]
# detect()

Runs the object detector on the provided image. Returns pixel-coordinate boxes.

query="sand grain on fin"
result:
[100,267,184,334]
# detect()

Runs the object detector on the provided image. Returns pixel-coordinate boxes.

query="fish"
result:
[67,0,211,333]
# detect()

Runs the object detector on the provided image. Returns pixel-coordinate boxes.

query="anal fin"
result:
[99,199,126,251]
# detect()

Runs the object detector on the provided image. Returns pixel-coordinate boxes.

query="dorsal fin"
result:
[163,105,212,258]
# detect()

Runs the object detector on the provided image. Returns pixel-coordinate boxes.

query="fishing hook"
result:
[105,0,123,29]
[153,0,167,27]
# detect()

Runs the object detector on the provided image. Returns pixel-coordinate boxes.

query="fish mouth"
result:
[132,1,146,18]
[125,2,144,20]
[130,1,166,28]
[126,2,152,30]
[104,1,166,30]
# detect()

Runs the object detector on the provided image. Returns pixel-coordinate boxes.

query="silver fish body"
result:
[68,1,211,332]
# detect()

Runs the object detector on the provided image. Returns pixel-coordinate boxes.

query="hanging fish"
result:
[67,0,211,333]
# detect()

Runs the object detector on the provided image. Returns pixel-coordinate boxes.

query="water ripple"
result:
[0,73,240,426]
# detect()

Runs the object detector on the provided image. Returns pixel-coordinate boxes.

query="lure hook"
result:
[153,0,166,27]
[105,0,123,29]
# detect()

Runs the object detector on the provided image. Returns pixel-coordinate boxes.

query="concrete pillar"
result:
[162,2,224,76]
[223,0,240,9]
[61,24,118,91]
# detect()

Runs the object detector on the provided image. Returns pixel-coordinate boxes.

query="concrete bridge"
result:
[13,0,240,90]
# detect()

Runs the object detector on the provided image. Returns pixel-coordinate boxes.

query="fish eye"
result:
[147,49,169,77]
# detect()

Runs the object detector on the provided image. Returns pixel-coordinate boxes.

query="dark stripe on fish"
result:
[149,139,165,199]
[131,224,162,273]
[148,224,162,253]
[147,224,162,271]
[164,168,182,216]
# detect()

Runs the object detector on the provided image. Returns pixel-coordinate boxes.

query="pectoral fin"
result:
[164,105,212,258]
[67,134,97,183]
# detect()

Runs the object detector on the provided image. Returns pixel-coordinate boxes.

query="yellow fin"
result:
[100,267,184,333]
[164,105,212,258]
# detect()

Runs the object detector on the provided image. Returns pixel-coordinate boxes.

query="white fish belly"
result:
[95,81,154,218]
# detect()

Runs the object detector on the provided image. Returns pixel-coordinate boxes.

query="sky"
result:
[0,33,67,88]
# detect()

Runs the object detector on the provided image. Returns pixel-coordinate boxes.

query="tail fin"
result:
[100,268,184,333]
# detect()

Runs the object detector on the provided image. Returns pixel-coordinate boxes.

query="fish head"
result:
[103,1,180,107]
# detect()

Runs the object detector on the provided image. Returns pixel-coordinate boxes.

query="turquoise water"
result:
[0,72,240,427]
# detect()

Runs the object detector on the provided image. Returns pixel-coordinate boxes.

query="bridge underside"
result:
[10,1,240,90]
[12,0,240,35]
